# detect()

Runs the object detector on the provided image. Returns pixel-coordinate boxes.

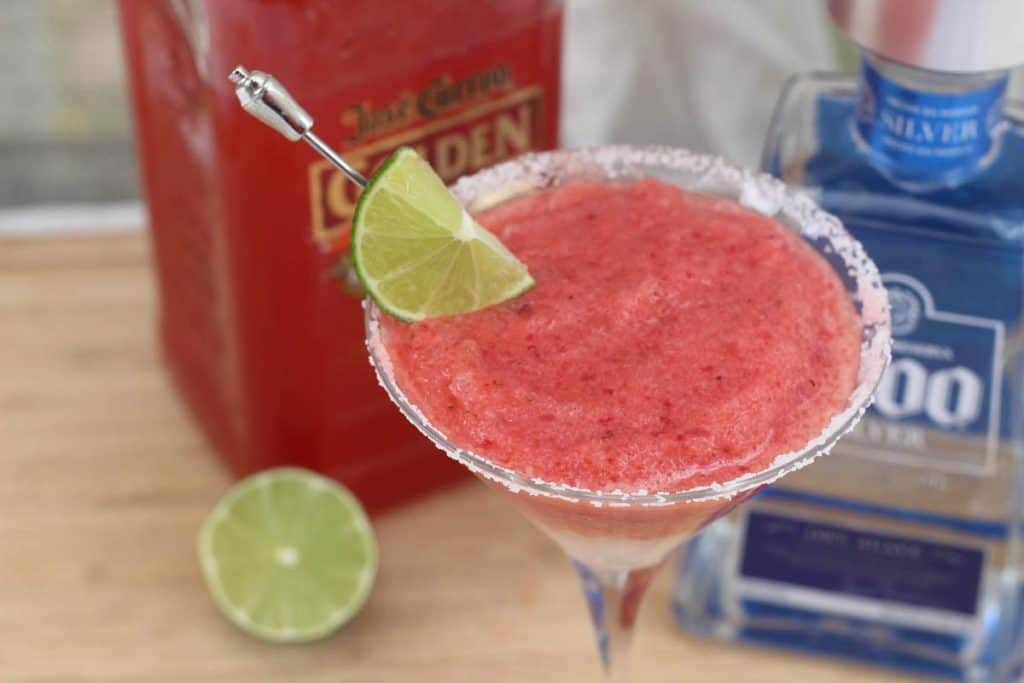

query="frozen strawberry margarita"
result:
[378,179,861,500]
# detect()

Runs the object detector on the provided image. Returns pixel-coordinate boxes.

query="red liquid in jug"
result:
[118,0,563,510]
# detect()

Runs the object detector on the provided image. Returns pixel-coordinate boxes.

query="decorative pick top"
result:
[229,66,534,322]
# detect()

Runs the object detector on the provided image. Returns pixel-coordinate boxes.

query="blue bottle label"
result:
[738,511,985,623]
[844,271,1006,475]
[856,57,1007,178]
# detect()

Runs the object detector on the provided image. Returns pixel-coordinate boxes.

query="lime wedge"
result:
[351,146,534,322]
[198,467,377,643]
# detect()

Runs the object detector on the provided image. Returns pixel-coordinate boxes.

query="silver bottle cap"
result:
[829,0,1024,73]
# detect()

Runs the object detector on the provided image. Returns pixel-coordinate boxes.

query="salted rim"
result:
[364,145,892,508]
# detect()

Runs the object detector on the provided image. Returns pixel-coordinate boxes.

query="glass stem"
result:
[574,561,661,683]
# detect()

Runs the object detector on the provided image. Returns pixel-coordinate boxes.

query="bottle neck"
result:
[854,53,1010,188]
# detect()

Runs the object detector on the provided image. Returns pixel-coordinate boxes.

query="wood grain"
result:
[0,232,912,682]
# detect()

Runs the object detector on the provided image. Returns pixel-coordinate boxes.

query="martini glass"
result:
[365,146,891,681]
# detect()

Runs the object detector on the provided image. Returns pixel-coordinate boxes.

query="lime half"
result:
[351,146,535,322]
[198,467,377,643]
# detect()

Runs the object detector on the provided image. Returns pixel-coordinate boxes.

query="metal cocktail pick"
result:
[229,66,368,189]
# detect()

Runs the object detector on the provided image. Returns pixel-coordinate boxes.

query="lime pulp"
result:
[197,467,377,643]
[351,146,534,322]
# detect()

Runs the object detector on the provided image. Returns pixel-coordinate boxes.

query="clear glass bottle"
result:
[675,2,1024,680]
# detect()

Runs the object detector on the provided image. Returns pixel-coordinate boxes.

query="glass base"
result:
[576,561,661,682]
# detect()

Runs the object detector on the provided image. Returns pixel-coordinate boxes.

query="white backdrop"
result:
[562,0,839,167]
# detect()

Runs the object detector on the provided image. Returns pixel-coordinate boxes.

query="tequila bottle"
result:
[676,2,1024,680]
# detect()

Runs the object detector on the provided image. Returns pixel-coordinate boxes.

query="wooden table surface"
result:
[0,232,915,682]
